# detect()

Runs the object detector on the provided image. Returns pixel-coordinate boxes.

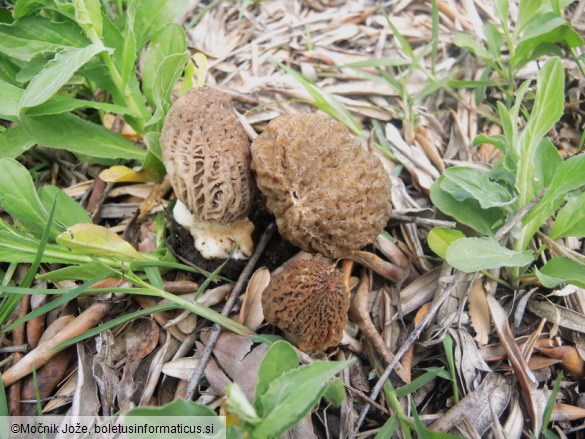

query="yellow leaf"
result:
[99,165,159,183]
[56,223,144,260]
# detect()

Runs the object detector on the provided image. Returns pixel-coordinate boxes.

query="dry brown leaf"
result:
[487,295,541,433]
[428,372,511,434]
[535,344,585,378]
[528,300,585,334]
[71,343,100,417]
[345,250,403,282]
[239,267,270,330]
[468,279,490,346]
[552,403,585,421]
[502,400,524,439]
[162,357,199,381]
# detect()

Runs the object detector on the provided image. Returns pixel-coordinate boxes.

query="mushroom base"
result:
[173,200,255,260]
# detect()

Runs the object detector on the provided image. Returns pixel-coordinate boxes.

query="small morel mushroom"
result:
[262,259,349,352]
[251,113,392,259]
[161,87,255,260]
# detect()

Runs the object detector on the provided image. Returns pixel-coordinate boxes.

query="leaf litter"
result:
[1,0,585,437]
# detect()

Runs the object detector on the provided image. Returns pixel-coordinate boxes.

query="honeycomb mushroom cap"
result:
[262,259,349,352]
[161,87,254,225]
[251,114,392,259]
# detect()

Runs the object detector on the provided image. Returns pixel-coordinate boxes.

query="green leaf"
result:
[36,262,113,282]
[452,33,490,59]
[0,158,54,238]
[532,137,562,194]
[132,0,190,50]
[72,0,103,38]
[255,340,299,405]
[322,378,345,407]
[516,57,564,204]
[0,126,35,159]
[472,134,508,153]
[38,185,91,227]
[430,176,505,236]
[226,383,261,425]
[395,367,447,397]
[549,192,585,239]
[27,95,138,117]
[427,227,465,259]
[446,237,533,272]
[254,359,354,439]
[525,153,585,229]
[142,23,187,110]
[56,223,145,260]
[374,414,398,439]
[20,112,146,161]
[0,78,23,119]
[441,166,515,209]
[0,230,88,264]
[536,257,585,288]
[127,398,217,417]
[19,43,106,110]
[484,23,502,58]
[0,15,87,61]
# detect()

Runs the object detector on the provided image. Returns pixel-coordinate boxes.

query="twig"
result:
[352,270,468,436]
[183,223,276,401]
[389,213,457,228]
[494,189,546,240]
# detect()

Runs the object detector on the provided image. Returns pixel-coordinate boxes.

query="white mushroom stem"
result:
[173,200,255,260]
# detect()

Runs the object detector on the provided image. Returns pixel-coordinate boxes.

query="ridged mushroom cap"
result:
[251,114,392,259]
[262,259,348,352]
[161,87,254,224]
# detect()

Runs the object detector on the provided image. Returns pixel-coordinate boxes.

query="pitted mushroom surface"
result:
[251,114,392,259]
[161,87,255,259]
[262,258,349,352]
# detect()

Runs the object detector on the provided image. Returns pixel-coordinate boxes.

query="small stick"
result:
[353,271,468,435]
[389,213,457,228]
[184,223,276,401]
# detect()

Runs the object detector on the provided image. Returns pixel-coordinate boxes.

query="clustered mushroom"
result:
[262,258,349,352]
[161,94,393,352]
[160,87,255,260]
[250,113,392,259]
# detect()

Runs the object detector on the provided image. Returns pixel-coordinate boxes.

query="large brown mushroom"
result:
[251,113,392,259]
[262,258,348,352]
[161,87,255,260]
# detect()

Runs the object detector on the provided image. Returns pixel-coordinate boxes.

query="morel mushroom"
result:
[251,114,392,259]
[262,259,348,352]
[161,87,255,260]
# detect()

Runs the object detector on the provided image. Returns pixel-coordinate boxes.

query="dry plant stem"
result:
[353,270,468,435]
[87,177,114,223]
[183,223,276,401]
[349,273,410,383]
[2,302,112,387]
[8,296,29,416]
[389,213,456,228]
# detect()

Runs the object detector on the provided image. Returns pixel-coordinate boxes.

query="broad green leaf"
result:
[452,33,490,59]
[255,340,299,404]
[525,153,585,230]
[430,177,505,236]
[472,134,507,153]
[56,223,144,260]
[132,0,190,50]
[516,0,545,36]
[254,359,354,438]
[322,378,345,407]
[441,166,514,209]
[0,126,35,159]
[516,57,564,204]
[0,15,87,61]
[0,78,23,119]
[446,238,533,272]
[19,43,106,109]
[0,158,54,238]
[536,257,585,288]
[27,95,138,117]
[142,23,187,109]
[99,165,160,183]
[549,192,585,239]
[117,0,137,86]
[128,399,217,417]
[226,383,261,425]
[427,227,465,260]
[72,0,103,38]
[484,23,502,58]
[20,113,146,161]
[532,138,562,194]
[38,185,91,227]
[145,52,190,129]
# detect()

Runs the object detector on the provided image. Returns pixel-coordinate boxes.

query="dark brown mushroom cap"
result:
[262,259,349,352]
[161,87,254,224]
[251,114,392,259]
